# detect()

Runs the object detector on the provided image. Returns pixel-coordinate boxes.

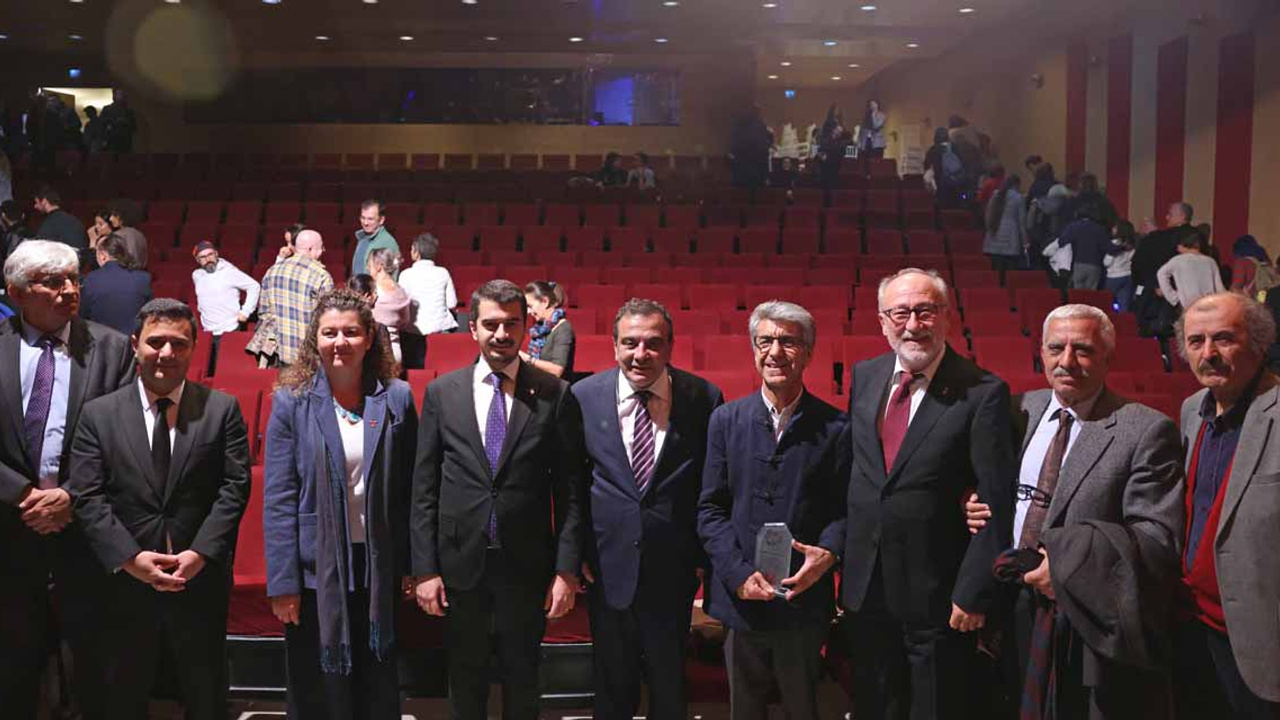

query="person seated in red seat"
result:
[520,280,575,378]
[263,288,418,719]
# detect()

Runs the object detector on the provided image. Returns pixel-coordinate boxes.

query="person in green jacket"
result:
[351,199,399,277]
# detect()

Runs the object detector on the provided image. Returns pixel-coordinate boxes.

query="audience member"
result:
[976,162,1005,206]
[81,232,153,335]
[1174,292,1280,716]
[768,157,800,193]
[346,274,397,360]
[1104,221,1137,311]
[366,247,415,365]
[410,279,586,720]
[842,268,1016,719]
[924,127,966,208]
[698,301,849,720]
[87,209,113,250]
[817,105,851,193]
[1157,234,1225,311]
[1058,205,1112,289]
[1229,234,1277,299]
[274,222,308,262]
[0,148,11,204]
[626,152,657,190]
[32,184,87,258]
[1064,172,1117,230]
[99,89,138,154]
[398,233,459,337]
[112,227,149,271]
[107,198,144,232]
[946,115,982,187]
[1041,235,1074,290]
[82,106,107,153]
[983,174,1026,273]
[964,305,1185,717]
[265,288,415,720]
[573,298,724,720]
[66,299,250,720]
[596,152,628,188]
[521,280,574,378]
[1132,201,1199,331]
[1,199,32,270]
[0,240,134,720]
[256,229,334,366]
[729,107,772,190]
[351,200,398,278]
[191,240,260,338]
[857,99,887,160]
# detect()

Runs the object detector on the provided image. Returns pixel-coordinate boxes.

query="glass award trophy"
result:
[754,522,793,599]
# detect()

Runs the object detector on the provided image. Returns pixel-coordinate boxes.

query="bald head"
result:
[294,230,324,260]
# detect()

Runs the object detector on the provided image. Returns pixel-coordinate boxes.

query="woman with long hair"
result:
[264,288,417,720]
[818,104,852,193]
[520,280,575,377]
[1104,221,1138,311]
[982,174,1026,273]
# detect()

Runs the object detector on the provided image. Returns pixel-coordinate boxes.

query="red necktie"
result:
[881,371,920,470]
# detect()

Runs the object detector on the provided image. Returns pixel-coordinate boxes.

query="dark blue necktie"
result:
[484,372,507,547]
[23,335,61,478]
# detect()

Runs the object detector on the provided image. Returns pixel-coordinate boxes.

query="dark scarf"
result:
[993,547,1074,720]
[312,375,396,674]
[527,307,565,360]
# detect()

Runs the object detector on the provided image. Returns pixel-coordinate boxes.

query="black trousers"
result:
[445,549,548,720]
[844,572,972,720]
[80,571,229,720]
[284,588,400,720]
[0,570,56,719]
[587,572,697,720]
[1174,620,1280,719]
[725,620,829,720]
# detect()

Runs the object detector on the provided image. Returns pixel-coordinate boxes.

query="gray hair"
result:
[749,300,816,352]
[1175,292,1277,360]
[412,233,439,261]
[368,247,402,275]
[3,240,79,290]
[876,267,950,310]
[1042,304,1116,355]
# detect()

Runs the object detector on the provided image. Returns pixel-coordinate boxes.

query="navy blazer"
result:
[80,261,152,337]
[697,390,850,631]
[573,366,724,610]
[263,372,417,597]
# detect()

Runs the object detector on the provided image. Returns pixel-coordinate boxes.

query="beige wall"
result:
[1249,14,1280,250]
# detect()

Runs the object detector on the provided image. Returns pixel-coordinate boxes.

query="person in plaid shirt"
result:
[258,230,333,365]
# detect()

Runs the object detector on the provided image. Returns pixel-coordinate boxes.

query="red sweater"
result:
[1180,422,1231,632]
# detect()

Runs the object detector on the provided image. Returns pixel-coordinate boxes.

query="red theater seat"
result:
[698,371,759,400]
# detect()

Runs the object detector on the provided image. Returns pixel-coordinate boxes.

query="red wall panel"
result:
[1154,37,1188,222]
[1106,34,1133,220]
[1066,42,1089,175]
[1212,31,1255,254]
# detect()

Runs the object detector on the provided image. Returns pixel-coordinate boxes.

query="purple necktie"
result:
[484,372,507,547]
[23,335,60,478]
[631,390,655,494]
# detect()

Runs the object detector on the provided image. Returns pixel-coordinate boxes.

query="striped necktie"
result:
[631,390,655,494]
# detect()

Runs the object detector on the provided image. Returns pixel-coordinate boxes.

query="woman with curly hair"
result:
[263,288,418,719]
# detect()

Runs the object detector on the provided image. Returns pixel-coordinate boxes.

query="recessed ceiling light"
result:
[762,2,778,6]
[569,36,584,42]
[847,63,860,68]
[262,0,282,4]
[831,75,842,80]
[906,42,920,48]
[767,74,779,79]
[662,1,679,6]
[860,4,877,10]
[779,61,792,66]
[0,34,8,40]
[654,37,669,43]
[70,0,83,4]
[484,35,499,41]
[315,35,330,40]
[363,0,378,3]
[399,35,414,41]
[164,0,181,4]
[959,6,975,12]
[823,40,837,46]
[68,34,83,41]
[462,0,478,4]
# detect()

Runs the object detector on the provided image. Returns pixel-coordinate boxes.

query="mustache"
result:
[1197,358,1229,374]
[1051,367,1090,379]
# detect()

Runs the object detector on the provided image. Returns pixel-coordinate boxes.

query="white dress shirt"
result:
[138,378,184,452]
[20,321,72,488]
[191,259,261,335]
[618,369,672,463]
[1012,391,1099,542]
[473,358,519,446]
[761,386,802,442]
[399,260,459,335]
[882,349,947,426]
[335,407,367,543]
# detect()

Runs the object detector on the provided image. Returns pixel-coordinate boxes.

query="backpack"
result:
[1245,257,1280,302]
[939,144,965,187]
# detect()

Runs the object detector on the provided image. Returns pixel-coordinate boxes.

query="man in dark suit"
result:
[698,301,849,720]
[966,304,1185,717]
[66,298,251,720]
[0,240,134,718]
[572,298,723,720]
[80,231,153,335]
[411,279,587,720]
[842,268,1017,719]
[32,184,87,258]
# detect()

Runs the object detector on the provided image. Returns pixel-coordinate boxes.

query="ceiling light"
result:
[831,75,842,80]
[767,74,779,79]
[164,0,181,3]
[70,0,83,4]
[959,6,975,12]
[662,1,679,6]
[484,35,499,41]
[847,62,860,68]
[363,0,378,3]
[262,0,282,4]
[860,4,877,10]
[0,34,8,40]
[569,36,584,42]
[315,35,330,40]
[399,35,414,41]
[462,0,478,4]
[823,40,837,46]
[906,42,920,48]
[68,34,83,41]
[762,2,778,6]
[654,37,669,43]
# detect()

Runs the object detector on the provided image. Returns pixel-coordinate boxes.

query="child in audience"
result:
[1104,221,1137,312]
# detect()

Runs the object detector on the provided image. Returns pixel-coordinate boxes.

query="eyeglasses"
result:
[1016,483,1052,509]
[31,274,81,291]
[881,303,944,326]
[753,334,804,352]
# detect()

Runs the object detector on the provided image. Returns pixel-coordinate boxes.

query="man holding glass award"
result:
[698,301,850,720]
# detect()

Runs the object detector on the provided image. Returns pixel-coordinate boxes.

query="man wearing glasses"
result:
[840,267,1017,719]
[966,304,1184,716]
[0,240,134,717]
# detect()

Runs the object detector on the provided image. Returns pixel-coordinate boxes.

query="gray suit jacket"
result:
[1180,381,1280,702]
[1017,389,1184,680]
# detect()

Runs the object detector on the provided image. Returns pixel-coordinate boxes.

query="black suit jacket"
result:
[0,316,134,587]
[842,347,1017,626]
[572,366,723,610]
[411,360,587,592]
[66,381,251,593]
[81,261,153,336]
